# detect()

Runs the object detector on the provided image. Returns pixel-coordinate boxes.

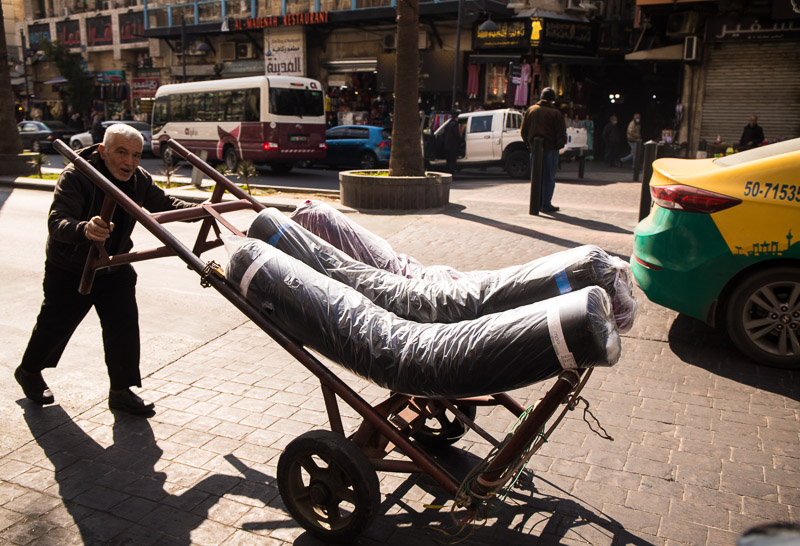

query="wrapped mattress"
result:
[248,208,636,331]
[226,237,621,398]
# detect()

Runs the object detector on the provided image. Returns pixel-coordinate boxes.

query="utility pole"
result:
[20,30,31,115]
[181,18,187,82]
[450,0,463,112]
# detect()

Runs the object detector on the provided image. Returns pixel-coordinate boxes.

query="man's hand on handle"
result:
[85,216,114,242]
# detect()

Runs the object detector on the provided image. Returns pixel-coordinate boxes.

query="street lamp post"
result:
[181,18,187,82]
[20,29,31,115]
[450,0,464,112]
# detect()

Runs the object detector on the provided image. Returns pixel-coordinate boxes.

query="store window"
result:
[485,64,508,104]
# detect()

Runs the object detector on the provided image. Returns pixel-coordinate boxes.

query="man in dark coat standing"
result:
[443,112,461,175]
[739,115,764,150]
[14,123,196,416]
[521,87,567,213]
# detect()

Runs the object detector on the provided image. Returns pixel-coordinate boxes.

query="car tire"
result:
[224,146,239,171]
[359,151,378,170]
[70,139,83,151]
[725,266,800,369]
[506,149,529,179]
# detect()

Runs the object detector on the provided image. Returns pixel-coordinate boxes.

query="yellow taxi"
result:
[632,138,800,369]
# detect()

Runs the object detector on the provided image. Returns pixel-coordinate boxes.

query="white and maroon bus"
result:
[151,75,326,173]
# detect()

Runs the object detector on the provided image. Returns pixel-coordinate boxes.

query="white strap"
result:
[547,306,577,369]
[239,250,271,299]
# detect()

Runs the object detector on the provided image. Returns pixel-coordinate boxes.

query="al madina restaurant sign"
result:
[474,20,528,49]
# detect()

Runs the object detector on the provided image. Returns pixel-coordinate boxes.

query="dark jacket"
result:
[46,144,195,274]
[740,123,764,149]
[520,100,567,152]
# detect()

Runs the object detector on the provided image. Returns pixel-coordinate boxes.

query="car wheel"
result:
[70,139,83,151]
[725,266,800,369]
[506,150,529,179]
[224,146,239,171]
[359,151,378,170]
[31,140,41,153]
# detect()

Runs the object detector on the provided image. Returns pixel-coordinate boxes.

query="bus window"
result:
[269,88,323,117]
[220,90,245,121]
[169,94,185,122]
[245,89,260,122]
[152,97,167,133]
[196,92,216,121]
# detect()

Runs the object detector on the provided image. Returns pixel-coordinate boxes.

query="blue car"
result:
[323,125,391,169]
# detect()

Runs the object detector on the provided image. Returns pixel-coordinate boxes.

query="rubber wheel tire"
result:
[224,146,239,171]
[70,139,83,151]
[31,140,41,153]
[359,151,378,170]
[277,430,380,542]
[412,402,477,448]
[271,162,294,174]
[161,146,175,168]
[506,149,529,179]
[725,266,800,369]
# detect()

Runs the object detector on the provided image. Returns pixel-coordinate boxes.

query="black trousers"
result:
[20,264,141,390]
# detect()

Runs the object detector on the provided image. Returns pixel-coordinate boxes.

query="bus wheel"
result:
[224,146,239,171]
[161,146,175,168]
[271,163,293,174]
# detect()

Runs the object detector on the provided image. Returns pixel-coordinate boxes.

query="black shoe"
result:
[109,388,155,416]
[541,206,560,213]
[15,366,54,405]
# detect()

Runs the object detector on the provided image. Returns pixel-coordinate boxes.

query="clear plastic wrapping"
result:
[250,208,636,331]
[226,237,621,398]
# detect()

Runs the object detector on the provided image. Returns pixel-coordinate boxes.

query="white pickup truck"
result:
[424,109,588,178]
[424,109,531,178]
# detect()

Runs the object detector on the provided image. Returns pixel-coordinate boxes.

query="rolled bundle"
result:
[226,238,621,399]
[249,208,636,331]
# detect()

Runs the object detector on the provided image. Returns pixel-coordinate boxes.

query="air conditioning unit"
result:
[418,31,430,49]
[578,0,603,10]
[683,35,699,62]
[667,11,699,37]
[236,43,254,59]
[565,0,588,11]
[220,42,236,61]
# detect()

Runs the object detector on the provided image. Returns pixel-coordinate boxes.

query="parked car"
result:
[631,138,800,369]
[17,120,77,153]
[323,125,390,169]
[69,120,152,154]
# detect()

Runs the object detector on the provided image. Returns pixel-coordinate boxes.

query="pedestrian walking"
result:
[602,115,622,167]
[14,124,196,416]
[521,87,567,214]
[443,112,461,175]
[620,113,642,166]
[738,115,764,150]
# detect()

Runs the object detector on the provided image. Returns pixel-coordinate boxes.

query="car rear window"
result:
[713,137,800,166]
[381,130,391,140]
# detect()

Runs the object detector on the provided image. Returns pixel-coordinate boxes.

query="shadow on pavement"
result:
[667,314,799,401]
[19,403,279,544]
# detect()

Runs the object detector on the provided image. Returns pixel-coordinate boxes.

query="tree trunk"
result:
[0,8,24,155]
[388,0,424,177]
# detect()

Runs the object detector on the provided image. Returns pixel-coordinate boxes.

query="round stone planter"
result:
[0,153,37,177]
[339,170,451,211]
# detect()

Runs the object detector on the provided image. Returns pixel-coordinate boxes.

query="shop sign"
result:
[28,24,50,51]
[265,27,305,76]
[119,12,146,43]
[131,77,160,98]
[87,16,113,46]
[222,60,266,75]
[376,50,457,93]
[96,70,125,83]
[474,20,528,49]
[231,11,329,31]
[533,18,594,54]
[56,20,81,48]
[705,17,800,42]
[596,21,634,55]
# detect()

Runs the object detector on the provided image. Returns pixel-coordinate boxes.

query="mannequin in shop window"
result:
[467,63,480,100]
[514,58,531,108]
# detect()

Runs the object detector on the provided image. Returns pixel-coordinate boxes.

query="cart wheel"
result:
[413,402,477,448]
[277,430,380,543]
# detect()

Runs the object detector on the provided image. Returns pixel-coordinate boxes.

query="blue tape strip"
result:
[555,269,572,294]
[268,223,290,247]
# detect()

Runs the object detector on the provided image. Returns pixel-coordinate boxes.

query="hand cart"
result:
[55,138,607,542]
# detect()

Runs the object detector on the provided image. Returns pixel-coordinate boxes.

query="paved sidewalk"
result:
[0,162,797,545]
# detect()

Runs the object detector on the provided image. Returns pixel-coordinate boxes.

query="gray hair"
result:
[102,122,144,149]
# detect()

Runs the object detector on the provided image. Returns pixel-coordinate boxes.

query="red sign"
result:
[232,11,329,30]
[131,77,160,98]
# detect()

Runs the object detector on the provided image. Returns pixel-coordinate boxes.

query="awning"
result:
[469,54,521,64]
[322,58,377,73]
[541,54,604,65]
[624,43,683,61]
[44,76,67,84]
[10,77,26,86]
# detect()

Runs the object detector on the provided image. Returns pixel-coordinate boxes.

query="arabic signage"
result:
[119,12,146,43]
[96,70,125,83]
[56,20,81,48]
[222,60,266,75]
[231,11,329,31]
[87,16,113,46]
[706,17,800,42]
[536,18,594,53]
[131,76,160,98]
[474,20,528,49]
[265,27,305,76]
